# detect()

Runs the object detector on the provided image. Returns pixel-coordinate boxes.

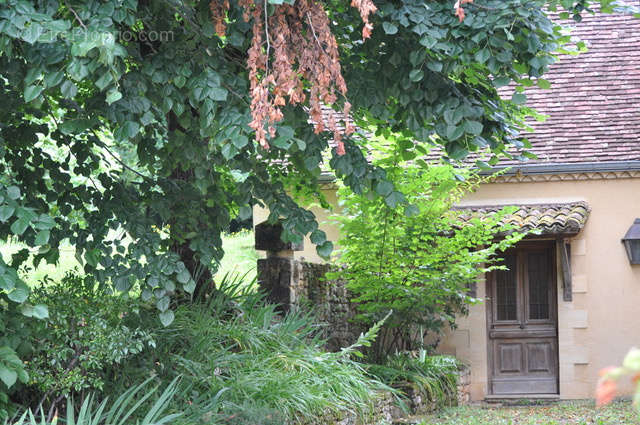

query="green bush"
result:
[330,164,525,361]
[20,272,155,413]
[0,255,48,419]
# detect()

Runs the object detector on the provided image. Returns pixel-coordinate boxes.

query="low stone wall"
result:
[298,262,362,351]
[317,370,471,425]
[457,366,472,406]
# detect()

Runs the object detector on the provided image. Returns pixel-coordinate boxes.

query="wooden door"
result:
[487,241,559,395]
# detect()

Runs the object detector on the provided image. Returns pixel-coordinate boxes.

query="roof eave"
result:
[317,160,640,183]
[480,160,640,176]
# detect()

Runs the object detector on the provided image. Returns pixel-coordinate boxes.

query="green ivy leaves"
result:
[6,186,20,201]
[6,282,29,303]
[0,206,15,223]
[0,0,604,335]
[20,303,49,319]
[382,22,398,35]
[23,85,42,102]
[159,310,175,327]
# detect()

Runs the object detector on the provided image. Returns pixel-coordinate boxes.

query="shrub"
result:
[21,272,155,414]
[0,256,48,419]
[330,164,524,361]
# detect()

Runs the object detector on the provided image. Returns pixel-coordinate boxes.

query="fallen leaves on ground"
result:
[420,400,639,425]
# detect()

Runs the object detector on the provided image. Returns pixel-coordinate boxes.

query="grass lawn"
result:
[420,401,640,425]
[214,229,259,283]
[1,230,259,286]
[0,242,79,284]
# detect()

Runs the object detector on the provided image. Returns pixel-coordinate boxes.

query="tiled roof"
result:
[428,11,640,168]
[454,202,591,235]
[498,12,640,166]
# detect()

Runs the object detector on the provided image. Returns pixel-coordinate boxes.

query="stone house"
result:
[253,11,640,401]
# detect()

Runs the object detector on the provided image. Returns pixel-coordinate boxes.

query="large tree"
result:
[0,0,629,317]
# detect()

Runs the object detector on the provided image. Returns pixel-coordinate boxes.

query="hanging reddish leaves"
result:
[351,0,377,39]
[209,0,230,37]
[209,0,477,153]
[454,0,473,22]
[209,0,371,155]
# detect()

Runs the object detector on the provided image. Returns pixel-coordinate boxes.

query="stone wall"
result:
[314,368,472,425]
[456,366,472,406]
[298,262,362,351]
[257,255,362,351]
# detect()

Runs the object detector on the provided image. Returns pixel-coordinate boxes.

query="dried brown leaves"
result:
[453,0,473,22]
[209,0,371,154]
[209,0,230,37]
[351,0,377,39]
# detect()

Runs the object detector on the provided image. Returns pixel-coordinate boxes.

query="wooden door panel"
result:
[492,377,558,395]
[493,339,558,375]
[491,337,558,394]
[487,242,559,396]
[527,341,556,374]
[494,342,524,374]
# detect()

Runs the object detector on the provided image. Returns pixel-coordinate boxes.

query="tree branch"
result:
[64,0,87,30]
[468,3,500,10]
[264,0,271,74]
[91,131,151,182]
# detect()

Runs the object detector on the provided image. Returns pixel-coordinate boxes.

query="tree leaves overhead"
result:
[338,0,593,164]
[0,0,625,320]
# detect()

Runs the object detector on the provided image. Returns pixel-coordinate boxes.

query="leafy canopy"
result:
[0,0,634,409]
[0,1,628,315]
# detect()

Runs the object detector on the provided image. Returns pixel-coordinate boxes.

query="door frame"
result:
[485,239,560,396]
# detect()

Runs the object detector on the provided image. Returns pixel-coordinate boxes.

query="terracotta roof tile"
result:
[499,12,640,165]
[454,202,590,235]
[319,12,640,171]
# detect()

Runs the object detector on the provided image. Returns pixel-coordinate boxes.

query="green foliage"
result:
[330,150,525,360]
[368,351,460,407]
[105,275,389,424]
[0,346,28,418]
[0,0,626,395]
[0,184,51,417]
[5,378,180,425]
[0,0,617,315]
[23,272,154,410]
[0,0,631,418]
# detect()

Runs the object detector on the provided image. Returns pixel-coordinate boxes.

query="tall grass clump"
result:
[367,350,459,407]
[108,275,388,424]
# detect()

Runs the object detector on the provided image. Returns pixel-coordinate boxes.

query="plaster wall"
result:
[450,176,640,400]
